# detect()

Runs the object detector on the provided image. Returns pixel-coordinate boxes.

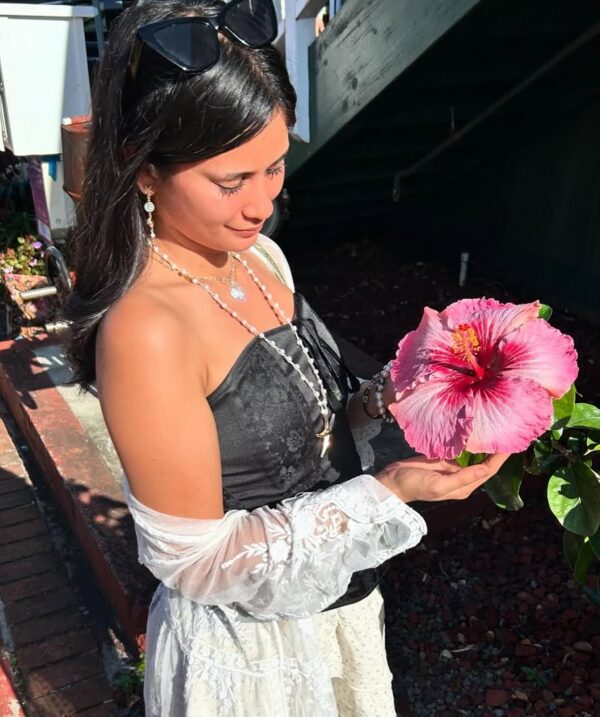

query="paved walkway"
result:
[0,399,118,717]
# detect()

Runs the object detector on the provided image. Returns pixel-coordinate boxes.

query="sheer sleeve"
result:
[351,419,383,471]
[125,474,426,620]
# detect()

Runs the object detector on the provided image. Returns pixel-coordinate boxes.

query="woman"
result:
[65,1,507,715]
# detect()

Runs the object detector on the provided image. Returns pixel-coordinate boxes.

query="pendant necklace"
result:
[150,243,247,302]
[149,242,334,457]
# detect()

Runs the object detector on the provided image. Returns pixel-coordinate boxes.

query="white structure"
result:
[276,0,342,142]
[0,3,96,236]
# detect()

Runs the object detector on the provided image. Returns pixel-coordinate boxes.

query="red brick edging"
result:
[0,335,153,651]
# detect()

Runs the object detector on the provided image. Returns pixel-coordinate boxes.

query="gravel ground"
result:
[288,236,600,717]
[381,488,599,717]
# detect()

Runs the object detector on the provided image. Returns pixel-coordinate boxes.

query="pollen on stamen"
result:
[452,323,480,359]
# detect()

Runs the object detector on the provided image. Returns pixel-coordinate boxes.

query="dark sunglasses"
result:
[128,0,279,82]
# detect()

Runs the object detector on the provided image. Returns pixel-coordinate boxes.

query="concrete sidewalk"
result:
[0,398,118,716]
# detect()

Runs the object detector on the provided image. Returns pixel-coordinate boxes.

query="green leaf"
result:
[538,304,553,321]
[574,539,596,585]
[567,433,588,457]
[455,450,470,468]
[564,531,584,570]
[588,531,600,560]
[483,453,524,511]
[455,450,486,468]
[587,430,600,449]
[568,403,600,430]
[525,439,560,476]
[551,385,576,429]
[582,584,600,607]
[547,462,600,536]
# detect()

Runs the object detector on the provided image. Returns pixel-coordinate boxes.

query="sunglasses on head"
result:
[128,0,279,82]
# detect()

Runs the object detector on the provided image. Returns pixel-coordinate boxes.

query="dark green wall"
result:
[419,97,600,325]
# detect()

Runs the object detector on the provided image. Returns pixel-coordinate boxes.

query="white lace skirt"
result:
[143,585,396,717]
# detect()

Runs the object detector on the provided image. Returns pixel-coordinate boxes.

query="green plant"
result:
[112,653,146,699]
[0,235,46,277]
[457,306,600,604]
[520,666,549,687]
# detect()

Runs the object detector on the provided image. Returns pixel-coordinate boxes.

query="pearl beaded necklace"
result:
[149,242,334,457]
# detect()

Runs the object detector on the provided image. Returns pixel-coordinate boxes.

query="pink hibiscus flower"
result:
[389,298,579,460]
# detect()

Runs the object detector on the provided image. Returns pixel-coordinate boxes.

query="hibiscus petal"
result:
[440,298,505,327]
[392,307,463,392]
[466,376,553,454]
[497,318,579,397]
[442,299,541,344]
[389,370,474,460]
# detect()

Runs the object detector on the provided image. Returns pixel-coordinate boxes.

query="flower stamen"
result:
[452,324,485,379]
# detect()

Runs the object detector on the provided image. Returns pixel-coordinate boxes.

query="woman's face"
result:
[141,111,289,255]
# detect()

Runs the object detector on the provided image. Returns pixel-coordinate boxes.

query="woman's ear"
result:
[136,162,159,195]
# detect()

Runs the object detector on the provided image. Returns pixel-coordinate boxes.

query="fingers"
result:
[436,453,511,501]
[481,452,511,473]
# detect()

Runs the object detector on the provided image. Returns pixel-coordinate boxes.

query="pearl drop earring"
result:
[144,190,156,240]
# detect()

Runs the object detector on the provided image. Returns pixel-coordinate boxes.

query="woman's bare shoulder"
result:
[98,282,188,362]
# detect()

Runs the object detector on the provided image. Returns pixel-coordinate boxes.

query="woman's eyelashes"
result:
[217,162,286,197]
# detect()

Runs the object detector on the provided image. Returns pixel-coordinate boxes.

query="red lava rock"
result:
[485,689,510,707]
[542,689,554,702]
[557,706,578,717]
[547,626,564,640]
[558,670,574,689]
[456,696,470,709]
[576,695,593,708]
[408,610,419,625]
[502,629,518,644]
[515,643,539,657]
[561,608,579,621]
[572,653,591,665]
[571,683,584,696]
[546,545,559,559]
[507,709,525,717]
[590,683,600,700]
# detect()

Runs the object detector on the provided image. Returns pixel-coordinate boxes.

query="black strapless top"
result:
[207,292,384,611]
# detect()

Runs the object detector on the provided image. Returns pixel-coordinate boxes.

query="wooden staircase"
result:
[283,0,600,243]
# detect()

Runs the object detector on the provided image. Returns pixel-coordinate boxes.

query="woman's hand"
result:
[376,453,510,504]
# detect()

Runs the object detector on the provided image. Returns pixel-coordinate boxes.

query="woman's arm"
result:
[346,374,395,431]
[96,294,225,519]
[98,287,506,620]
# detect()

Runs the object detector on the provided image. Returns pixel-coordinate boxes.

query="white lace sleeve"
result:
[125,474,426,620]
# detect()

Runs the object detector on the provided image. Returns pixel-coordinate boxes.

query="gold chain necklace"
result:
[152,244,247,302]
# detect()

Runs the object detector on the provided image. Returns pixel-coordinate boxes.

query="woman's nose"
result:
[242,184,275,223]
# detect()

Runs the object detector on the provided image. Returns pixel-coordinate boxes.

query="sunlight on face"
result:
[151,111,289,253]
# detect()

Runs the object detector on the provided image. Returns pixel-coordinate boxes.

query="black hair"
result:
[64,0,296,390]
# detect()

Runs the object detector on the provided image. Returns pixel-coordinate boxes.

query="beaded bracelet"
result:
[362,361,394,422]
[362,384,380,419]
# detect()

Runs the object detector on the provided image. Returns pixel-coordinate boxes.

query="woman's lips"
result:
[226,225,262,238]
